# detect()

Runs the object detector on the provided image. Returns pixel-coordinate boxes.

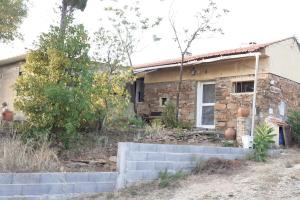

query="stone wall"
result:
[214,75,254,132]
[137,80,196,123]
[256,73,300,120]
[137,73,300,132]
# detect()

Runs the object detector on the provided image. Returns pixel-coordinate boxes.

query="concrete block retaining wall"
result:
[116,143,256,188]
[0,142,280,199]
[0,172,117,199]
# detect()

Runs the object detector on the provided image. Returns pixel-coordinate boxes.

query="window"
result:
[233,81,254,93]
[135,78,144,102]
[160,97,169,106]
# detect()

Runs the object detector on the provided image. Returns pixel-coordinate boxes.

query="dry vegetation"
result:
[0,136,61,172]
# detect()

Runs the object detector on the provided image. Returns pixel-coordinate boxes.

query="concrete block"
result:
[47,183,74,195]
[74,182,115,193]
[146,152,165,161]
[40,173,66,183]
[126,161,155,171]
[88,172,118,182]
[12,173,41,184]
[65,173,89,182]
[0,173,13,184]
[21,184,50,195]
[127,152,147,161]
[0,185,22,196]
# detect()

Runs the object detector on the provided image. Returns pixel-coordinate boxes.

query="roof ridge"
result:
[134,37,296,69]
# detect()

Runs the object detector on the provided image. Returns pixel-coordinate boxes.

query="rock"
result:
[215,103,227,111]
[89,159,107,165]
[109,156,117,163]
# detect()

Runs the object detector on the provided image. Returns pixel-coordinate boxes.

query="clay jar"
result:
[224,127,236,140]
[237,107,250,117]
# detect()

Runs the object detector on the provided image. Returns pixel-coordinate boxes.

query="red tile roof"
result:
[134,37,295,69]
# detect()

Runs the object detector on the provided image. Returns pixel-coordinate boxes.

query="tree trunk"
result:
[60,0,68,37]
[175,53,184,121]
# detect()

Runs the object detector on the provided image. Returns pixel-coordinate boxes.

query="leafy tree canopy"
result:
[0,0,28,43]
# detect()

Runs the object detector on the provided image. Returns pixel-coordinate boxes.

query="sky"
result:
[1,0,300,65]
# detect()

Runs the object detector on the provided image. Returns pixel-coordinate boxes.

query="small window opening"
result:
[233,81,254,93]
[160,97,169,106]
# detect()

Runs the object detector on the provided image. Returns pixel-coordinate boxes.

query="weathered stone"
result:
[215,103,227,111]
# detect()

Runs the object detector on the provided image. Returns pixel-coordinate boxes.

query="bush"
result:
[145,119,164,136]
[14,23,95,148]
[128,116,146,128]
[253,123,275,162]
[162,102,192,130]
[158,170,186,188]
[287,111,300,144]
[162,102,177,128]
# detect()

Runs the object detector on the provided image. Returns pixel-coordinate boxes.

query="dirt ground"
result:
[81,149,300,200]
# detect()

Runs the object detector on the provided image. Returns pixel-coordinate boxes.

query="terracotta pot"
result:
[237,107,250,117]
[2,111,13,121]
[224,127,236,140]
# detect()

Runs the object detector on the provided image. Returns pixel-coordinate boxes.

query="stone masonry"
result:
[137,80,196,123]
[137,73,300,133]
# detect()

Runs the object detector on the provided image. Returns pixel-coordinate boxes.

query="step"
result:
[127,152,247,162]
[0,172,118,184]
[0,182,115,196]
[0,193,85,200]
[124,143,251,154]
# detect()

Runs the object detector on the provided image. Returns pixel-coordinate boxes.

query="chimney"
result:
[249,42,257,45]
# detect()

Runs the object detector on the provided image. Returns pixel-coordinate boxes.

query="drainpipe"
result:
[250,53,261,137]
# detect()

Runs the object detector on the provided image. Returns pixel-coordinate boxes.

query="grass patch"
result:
[158,170,187,188]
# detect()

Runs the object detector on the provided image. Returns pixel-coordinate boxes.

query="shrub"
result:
[14,23,95,148]
[287,111,300,144]
[128,116,146,128]
[145,119,164,136]
[158,170,186,188]
[162,102,177,128]
[162,102,192,130]
[253,123,275,162]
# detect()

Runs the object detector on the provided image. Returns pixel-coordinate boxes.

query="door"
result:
[196,81,215,128]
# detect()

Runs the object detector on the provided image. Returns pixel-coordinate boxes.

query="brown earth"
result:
[60,129,222,172]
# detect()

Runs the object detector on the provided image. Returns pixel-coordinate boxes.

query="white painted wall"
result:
[266,38,300,83]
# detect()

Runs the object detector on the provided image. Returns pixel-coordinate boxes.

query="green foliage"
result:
[253,123,275,162]
[161,102,192,130]
[128,116,145,128]
[287,111,300,144]
[91,68,134,130]
[222,140,236,147]
[162,102,177,128]
[14,22,95,148]
[0,0,27,42]
[158,170,186,188]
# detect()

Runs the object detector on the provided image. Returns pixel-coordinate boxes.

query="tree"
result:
[94,0,162,67]
[169,0,228,120]
[0,0,28,43]
[14,22,95,148]
[93,0,163,122]
[60,0,88,36]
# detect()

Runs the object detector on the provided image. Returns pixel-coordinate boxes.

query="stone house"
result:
[0,54,26,120]
[133,37,300,134]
